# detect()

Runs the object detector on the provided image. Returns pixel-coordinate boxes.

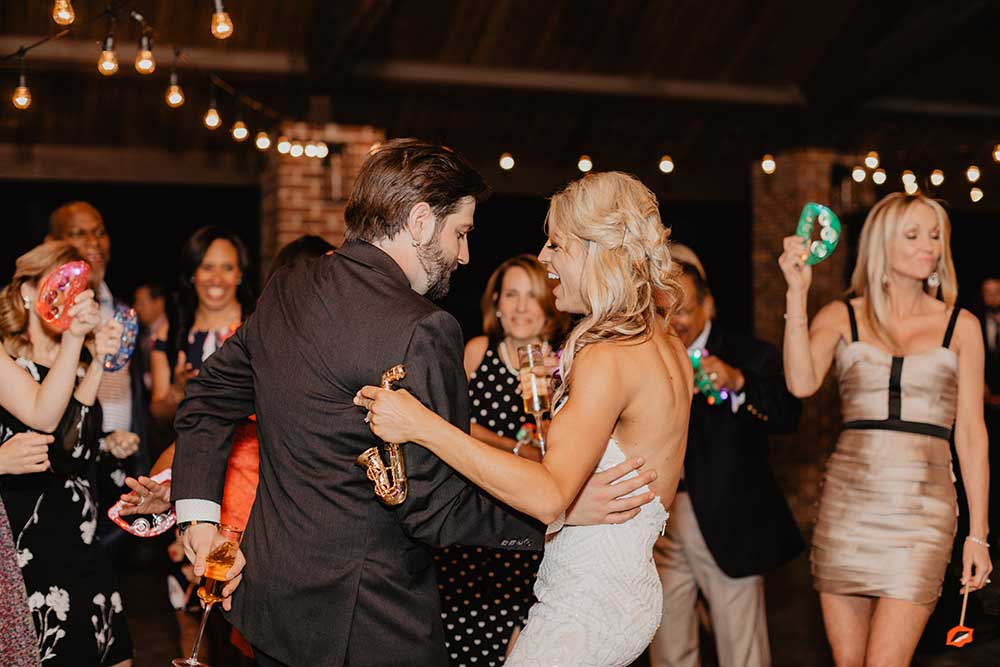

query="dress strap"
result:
[844,299,859,343]
[942,307,961,349]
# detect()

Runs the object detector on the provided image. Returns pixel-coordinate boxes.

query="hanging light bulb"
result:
[901,170,916,186]
[864,151,880,169]
[52,0,75,25]
[851,166,866,182]
[97,37,118,75]
[966,165,981,183]
[930,169,945,186]
[304,142,319,158]
[577,155,593,173]
[211,0,234,39]
[255,131,271,151]
[368,142,381,155]
[904,180,919,195]
[276,136,291,154]
[872,168,887,185]
[231,120,249,142]
[658,154,675,174]
[499,152,515,170]
[203,86,221,129]
[761,154,776,174]
[289,143,304,158]
[970,187,984,203]
[315,142,329,159]
[165,74,184,108]
[135,33,155,75]
[12,53,30,110]
[993,144,1000,163]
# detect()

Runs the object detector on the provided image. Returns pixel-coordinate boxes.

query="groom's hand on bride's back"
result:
[182,523,247,611]
[564,457,657,526]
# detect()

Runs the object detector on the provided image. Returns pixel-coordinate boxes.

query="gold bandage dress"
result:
[811,303,961,605]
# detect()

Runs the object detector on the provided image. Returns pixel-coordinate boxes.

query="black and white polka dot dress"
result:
[435,342,541,666]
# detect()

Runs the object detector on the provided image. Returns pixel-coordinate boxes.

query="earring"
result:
[927,271,940,289]
[881,273,890,287]
[237,278,243,285]
[21,295,30,309]
[495,311,502,319]
[411,240,421,248]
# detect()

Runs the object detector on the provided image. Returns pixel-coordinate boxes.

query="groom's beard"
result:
[418,241,455,300]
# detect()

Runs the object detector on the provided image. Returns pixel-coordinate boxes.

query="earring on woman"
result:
[495,311,502,319]
[411,240,421,248]
[927,272,941,289]
[21,295,31,309]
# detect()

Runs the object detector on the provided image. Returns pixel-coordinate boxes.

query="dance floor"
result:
[121,534,1000,666]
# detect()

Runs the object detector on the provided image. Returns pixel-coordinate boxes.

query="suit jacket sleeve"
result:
[392,310,544,550]
[171,320,256,506]
[736,339,801,434]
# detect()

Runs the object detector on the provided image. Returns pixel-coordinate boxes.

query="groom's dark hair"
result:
[345,138,489,243]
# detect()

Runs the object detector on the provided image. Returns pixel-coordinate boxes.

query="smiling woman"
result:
[149,226,255,422]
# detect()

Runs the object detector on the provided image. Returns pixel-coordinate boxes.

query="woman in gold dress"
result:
[778,192,991,666]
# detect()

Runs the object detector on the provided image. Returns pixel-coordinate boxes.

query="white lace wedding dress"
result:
[505,437,669,667]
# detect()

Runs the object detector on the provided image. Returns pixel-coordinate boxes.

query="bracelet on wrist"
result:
[966,535,990,548]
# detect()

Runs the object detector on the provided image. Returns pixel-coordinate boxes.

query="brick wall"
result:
[259,122,385,279]
[751,148,875,527]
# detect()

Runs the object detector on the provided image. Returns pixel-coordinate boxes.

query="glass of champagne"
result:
[172,524,244,667]
[517,343,551,455]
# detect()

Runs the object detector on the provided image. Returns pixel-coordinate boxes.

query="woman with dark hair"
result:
[150,226,255,421]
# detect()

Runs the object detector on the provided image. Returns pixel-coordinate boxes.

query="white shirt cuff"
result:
[175,499,221,524]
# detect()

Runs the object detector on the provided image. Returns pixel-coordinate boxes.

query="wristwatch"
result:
[177,520,218,536]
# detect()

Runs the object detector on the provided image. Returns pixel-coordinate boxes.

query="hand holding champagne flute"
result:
[173,524,244,667]
[517,343,551,455]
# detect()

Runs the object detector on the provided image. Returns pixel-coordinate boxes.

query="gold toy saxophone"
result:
[356,364,408,505]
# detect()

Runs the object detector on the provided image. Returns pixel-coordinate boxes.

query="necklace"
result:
[497,339,520,375]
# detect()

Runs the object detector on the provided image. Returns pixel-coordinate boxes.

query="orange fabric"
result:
[220,418,259,531]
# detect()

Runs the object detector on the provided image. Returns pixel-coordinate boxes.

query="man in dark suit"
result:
[172,140,568,666]
[649,254,803,667]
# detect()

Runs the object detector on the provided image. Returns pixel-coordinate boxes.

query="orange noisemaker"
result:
[946,583,974,648]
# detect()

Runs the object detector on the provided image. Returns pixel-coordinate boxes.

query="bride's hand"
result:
[354,386,433,444]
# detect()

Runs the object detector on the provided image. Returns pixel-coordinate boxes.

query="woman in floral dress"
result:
[0,242,132,667]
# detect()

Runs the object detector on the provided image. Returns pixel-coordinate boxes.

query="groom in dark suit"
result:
[170,140,546,666]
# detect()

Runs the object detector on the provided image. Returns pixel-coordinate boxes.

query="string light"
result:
[851,166,866,182]
[276,136,291,154]
[289,142,304,158]
[499,152,515,170]
[211,0,234,40]
[304,142,319,158]
[577,155,593,172]
[12,52,31,110]
[864,151,879,169]
[966,165,981,183]
[658,154,675,174]
[135,33,155,75]
[315,142,329,159]
[930,169,945,186]
[255,131,271,151]
[164,50,184,108]
[904,180,919,195]
[203,85,221,129]
[52,0,75,26]
[97,14,117,76]
[761,154,776,174]
[231,119,248,142]
[872,168,887,185]
[994,144,1000,163]
[901,170,916,186]
[970,187,984,203]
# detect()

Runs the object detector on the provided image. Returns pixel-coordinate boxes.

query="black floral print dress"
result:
[0,358,132,666]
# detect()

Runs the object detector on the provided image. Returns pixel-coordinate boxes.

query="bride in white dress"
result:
[357,171,692,667]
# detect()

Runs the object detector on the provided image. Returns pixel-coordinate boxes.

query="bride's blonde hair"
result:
[547,172,681,402]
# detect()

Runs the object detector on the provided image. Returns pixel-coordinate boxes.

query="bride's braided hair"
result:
[548,172,681,404]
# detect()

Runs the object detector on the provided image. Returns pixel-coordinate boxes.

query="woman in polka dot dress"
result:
[437,255,569,666]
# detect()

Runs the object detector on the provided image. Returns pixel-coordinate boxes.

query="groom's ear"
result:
[405,202,436,246]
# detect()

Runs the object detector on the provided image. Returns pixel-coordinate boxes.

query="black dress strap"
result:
[942,307,961,349]
[844,299,859,343]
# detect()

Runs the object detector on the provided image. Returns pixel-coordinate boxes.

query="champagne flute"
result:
[172,524,244,667]
[517,343,551,455]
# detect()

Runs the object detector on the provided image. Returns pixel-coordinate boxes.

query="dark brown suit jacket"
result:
[172,240,543,666]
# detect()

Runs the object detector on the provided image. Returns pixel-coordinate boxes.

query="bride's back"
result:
[610,318,693,509]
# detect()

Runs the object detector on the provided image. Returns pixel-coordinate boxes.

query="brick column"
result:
[751,148,874,526]
[259,122,385,278]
